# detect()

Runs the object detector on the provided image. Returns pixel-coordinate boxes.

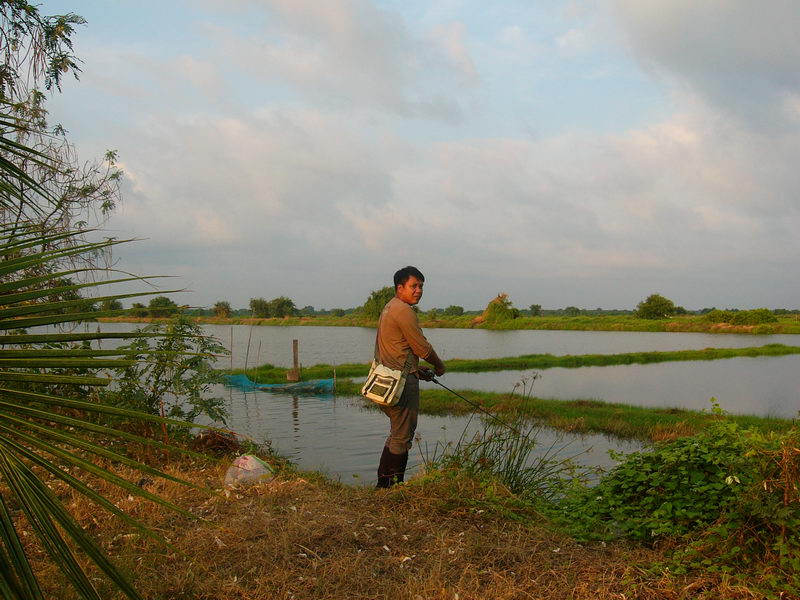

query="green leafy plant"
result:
[105,314,228,427]
[670,427,800,591]
[558,415,752,542]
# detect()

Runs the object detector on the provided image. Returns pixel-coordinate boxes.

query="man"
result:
[375,266,446,488]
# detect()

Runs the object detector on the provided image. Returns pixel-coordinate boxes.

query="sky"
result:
[41,0,800,311]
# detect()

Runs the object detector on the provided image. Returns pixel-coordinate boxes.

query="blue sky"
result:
[42,0,800,310]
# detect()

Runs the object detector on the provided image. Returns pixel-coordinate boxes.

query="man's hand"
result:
[424,349,446,378]
[418,367,435,381]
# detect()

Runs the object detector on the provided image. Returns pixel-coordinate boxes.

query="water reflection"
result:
[212,384,642,486]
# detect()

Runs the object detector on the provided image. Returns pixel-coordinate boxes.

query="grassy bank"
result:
[329,380,794,443]
[26,453,782,599]
[99,313,800,334]
[232,343,800,383]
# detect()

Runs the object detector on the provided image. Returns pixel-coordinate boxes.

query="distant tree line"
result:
[149,291,800,322]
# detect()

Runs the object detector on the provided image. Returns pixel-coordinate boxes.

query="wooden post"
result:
[287,339,300,382]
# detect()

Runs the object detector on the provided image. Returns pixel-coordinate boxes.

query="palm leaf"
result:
[0,224,218,599]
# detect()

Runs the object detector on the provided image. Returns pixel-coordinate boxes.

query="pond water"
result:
[425,355,800,418]
[77,322,800,369]
[212,384,642,485]
[53,323,799,484]
[79,322,799,417]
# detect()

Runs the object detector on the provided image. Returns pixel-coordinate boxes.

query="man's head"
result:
[393,265,425,305]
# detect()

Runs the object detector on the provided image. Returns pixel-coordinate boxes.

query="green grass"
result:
[331,379,794,443]
[231,343,800,383]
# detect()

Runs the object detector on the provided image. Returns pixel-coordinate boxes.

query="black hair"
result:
[393,265,425,288]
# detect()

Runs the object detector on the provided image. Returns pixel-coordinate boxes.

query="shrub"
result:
[482,293,519,324]
[704,309,734,323]
[635,293,676,319]
[558,417,753,542]
[444,305,464,316]
[105,315,228,425]
[556,414,800,595]
[730,308,778,325]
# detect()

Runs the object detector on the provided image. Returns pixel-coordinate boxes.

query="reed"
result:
[419,376,589,501]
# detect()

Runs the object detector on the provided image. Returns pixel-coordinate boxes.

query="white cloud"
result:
[556,28,589,54]
[203,0,469,119]
[613,0,800,127]
[430,22,478,85]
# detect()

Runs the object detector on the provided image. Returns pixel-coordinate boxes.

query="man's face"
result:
[396,276,424,305]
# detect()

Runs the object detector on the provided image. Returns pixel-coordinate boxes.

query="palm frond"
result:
[0,225,213,600]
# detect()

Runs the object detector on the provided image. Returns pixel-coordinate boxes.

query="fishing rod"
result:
[425,374,528,439]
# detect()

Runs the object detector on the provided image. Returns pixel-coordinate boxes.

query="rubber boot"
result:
[376,446,394,488]
[377,447,409,488]
[389,451,409,485]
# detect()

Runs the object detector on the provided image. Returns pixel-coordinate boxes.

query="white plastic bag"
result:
[223,454,275,487]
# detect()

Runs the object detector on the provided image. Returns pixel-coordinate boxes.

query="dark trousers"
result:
[380,374,419,454]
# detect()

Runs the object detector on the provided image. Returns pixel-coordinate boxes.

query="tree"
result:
[0,3,122,273]
[361,286,395,320]
[443,305,464,316]
[299,305,315,316]
[529,304,542,317]
[268,296,297,318]
[482,293,520,324]
[101,298,124,311]
[249,297,270,317]
[635,293,676,319]
[564,306,581,317]
[130,302,148,317]
[148,295,179,318]
[213,300,231,318]
[330,308,345,317]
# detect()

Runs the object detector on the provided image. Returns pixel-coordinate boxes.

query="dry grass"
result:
[21,455,781,600]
